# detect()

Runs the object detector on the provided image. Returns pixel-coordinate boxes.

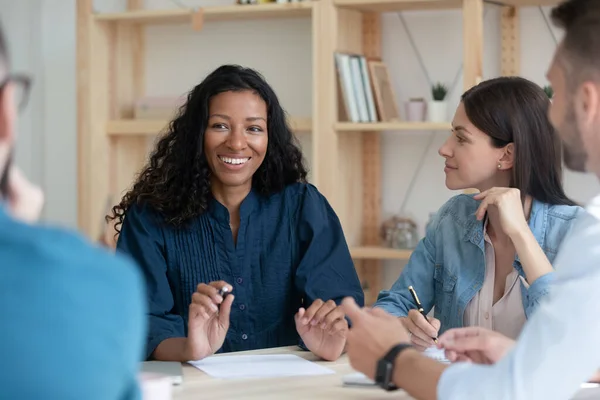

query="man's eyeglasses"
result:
[0,74,32,112]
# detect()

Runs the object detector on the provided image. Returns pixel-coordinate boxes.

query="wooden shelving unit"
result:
[77,0,553,305]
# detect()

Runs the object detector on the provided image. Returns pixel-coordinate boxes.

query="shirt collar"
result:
[207,188,260,224]
[526,198,549,250]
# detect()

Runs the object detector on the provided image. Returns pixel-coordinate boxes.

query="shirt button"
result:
[242,334,248,340]
[485,312,490,320]
[239,304,246,310]
[236,277,243,284]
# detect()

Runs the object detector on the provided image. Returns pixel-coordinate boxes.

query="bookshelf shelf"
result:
[350,246,412,260]
[106,117,312,136]
[93,2,314,25]
[335,121,451,132]
[333,0,461,13]
[501,0,561,6]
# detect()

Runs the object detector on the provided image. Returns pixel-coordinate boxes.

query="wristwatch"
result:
[375,343,414,391]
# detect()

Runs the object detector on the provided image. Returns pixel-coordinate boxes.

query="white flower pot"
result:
[427,100,448,122]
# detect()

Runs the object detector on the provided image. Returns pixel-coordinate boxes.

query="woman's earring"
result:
[497,163,502,169]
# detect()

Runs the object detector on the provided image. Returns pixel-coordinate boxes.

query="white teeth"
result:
[219,156,250,165]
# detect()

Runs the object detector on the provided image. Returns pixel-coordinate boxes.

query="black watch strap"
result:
[384,343,413,363]
[375,343,414,391]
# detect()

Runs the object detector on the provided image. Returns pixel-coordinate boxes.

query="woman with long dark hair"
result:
[109,65,364,362]
[375,76,582,350]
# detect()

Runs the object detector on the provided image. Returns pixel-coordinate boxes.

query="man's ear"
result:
[0,82,16,145]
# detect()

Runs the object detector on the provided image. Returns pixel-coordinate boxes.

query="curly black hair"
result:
[107,65,308,233]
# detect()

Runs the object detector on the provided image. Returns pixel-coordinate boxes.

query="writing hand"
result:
[400,309,440,350]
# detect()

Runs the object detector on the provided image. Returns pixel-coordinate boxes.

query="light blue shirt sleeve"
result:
[438,205,600,400]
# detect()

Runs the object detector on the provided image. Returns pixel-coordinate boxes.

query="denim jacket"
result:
[375,194,583,335]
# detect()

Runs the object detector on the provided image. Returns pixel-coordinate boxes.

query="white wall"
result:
[0,0,77,227]
[0,0,44,193]
[2,1,598,287]
[39,0,78,228]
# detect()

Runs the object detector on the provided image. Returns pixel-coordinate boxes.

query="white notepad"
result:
[189,354,335,380]
[423,346,451,364]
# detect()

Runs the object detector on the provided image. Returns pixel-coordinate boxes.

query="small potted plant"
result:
[428,82,449,122]
[405,97,426,122]
[543,85,554,100]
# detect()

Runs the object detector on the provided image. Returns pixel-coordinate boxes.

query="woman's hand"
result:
[473,187,529,238]
[400,309,440,351]
[295,299,348,361]
[475,187,554,283]
[185,281,234,361]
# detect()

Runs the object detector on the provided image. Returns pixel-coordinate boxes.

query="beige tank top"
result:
[463,222,527,340]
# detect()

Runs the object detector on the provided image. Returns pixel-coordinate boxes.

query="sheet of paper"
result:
[423,346,451,364]
[189,354,335,379]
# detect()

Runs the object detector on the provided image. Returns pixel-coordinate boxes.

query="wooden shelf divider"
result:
[106,116,312,136]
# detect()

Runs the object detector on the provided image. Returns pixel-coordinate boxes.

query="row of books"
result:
[335,52,381,123]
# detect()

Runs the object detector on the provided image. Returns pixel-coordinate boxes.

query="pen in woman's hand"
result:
[408,285,439,344]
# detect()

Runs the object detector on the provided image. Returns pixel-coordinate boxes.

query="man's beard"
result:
[0,151,12,199]
[563,141,587,172]
[561,106,588,173]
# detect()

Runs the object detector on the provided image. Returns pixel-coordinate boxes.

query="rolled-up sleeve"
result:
[116,203,185,360]
[293,185,364,308]
[521,272,555,317]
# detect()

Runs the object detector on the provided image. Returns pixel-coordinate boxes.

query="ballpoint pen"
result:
[408,285,438,344]
[217,286,232,301]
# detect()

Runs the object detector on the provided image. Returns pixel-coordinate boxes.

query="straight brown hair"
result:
[462,76,576,206]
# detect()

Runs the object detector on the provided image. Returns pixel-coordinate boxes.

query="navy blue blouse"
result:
[116,183,364,359]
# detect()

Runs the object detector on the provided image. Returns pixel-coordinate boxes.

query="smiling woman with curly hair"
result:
[109,65,364,363]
